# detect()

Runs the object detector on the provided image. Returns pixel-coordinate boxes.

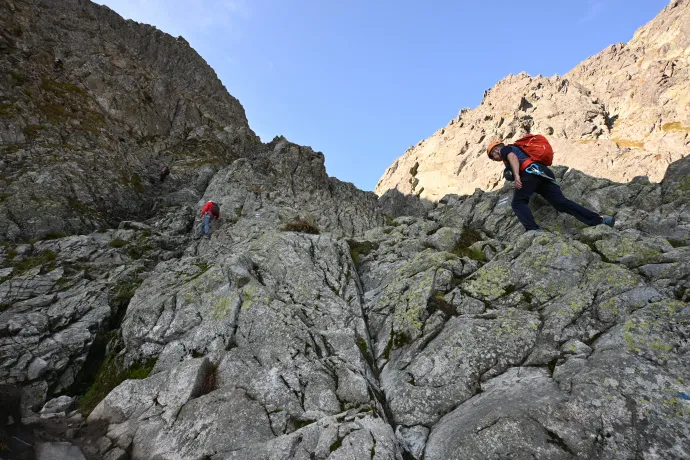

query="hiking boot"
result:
[601,215,615,228]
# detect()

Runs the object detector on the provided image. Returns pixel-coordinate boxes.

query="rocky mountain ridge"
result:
[1,0,258,241]
[375,0,690,201]
[0,1,689,460]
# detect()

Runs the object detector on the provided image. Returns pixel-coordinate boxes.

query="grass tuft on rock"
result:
[108,238,128,248]
[13,250,57,275]
[347,240,378,265]
[452,227,487,261]
[282,215,319,234]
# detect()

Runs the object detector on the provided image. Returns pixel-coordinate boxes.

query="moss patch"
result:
[43,231,69,240]
[40,79,89,98]
[109,278,143,310]
[0,103,19,118]
[24,124,46,140]
[34,78,106,132]
[13,250,57,275]
[120,173,145,193]
[108,238,128,248]
[384,214,400,227]
[78,355,156,415]
[347,240,378,265]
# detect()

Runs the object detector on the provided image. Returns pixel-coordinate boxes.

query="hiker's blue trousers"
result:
[511,167,603,231]
[200,214,211,236]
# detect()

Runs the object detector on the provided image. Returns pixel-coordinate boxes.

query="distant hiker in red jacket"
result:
[160,166,170,183]
[487,135,615,232]
[199,200,220,238]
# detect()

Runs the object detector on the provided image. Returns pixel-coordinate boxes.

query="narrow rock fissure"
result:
[349,253,414,457]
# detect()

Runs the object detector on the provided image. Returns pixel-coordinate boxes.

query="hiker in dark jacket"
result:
[487,139,615,232]
[160,166,170,183]
[199,200,220,238]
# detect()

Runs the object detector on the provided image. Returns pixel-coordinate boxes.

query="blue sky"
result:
[96,0,668,191]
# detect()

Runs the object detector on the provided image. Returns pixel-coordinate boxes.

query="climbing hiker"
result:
[487,134,615,232]
[198,200,220,238]
[160,166,170,183]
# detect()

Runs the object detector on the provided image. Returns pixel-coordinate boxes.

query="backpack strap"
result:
[504,148,534,172]
[520,158,534,172]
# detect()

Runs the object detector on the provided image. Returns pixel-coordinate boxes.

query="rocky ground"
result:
[1,1,689,459]
[2,151,689,459]
[376,0,690,200]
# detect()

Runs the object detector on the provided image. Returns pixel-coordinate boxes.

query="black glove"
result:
[503,167,515,182]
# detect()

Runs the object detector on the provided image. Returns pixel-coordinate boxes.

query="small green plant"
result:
[109,278,143,309]
[130,174,145,193]
[392,331,412,349]
[384,214,400,227]
[43,231,69,240]
[108,238,128,248]
[24,124,45,140]
[282,215,319,234]
[451,227,486,261]
[0,103,19,118]
[10,71,25,86]
[330,437,343,453]
[347,240,378,265]
[427,291,456,319]
[453,246,487,262]
[13,250,57,275]
[78,355,156,415]
[40,79,89,98]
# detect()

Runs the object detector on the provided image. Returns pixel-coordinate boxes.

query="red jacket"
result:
[200,201,219,219]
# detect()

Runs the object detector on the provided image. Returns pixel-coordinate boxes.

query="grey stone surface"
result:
[40,395,75,415]
[35,441,86,460]
[1,1,689,459]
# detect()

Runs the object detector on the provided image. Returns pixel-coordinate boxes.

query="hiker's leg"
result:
[539,182,603,226]
[511,174,540,230]
[203,214,211,236]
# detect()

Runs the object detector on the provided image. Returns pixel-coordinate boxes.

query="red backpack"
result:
[511,134,554,171]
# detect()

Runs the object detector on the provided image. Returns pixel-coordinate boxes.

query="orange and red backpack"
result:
[511,134,554,171]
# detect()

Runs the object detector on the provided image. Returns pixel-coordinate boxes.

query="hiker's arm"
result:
[505,152,522,189]
[505,152,520,177]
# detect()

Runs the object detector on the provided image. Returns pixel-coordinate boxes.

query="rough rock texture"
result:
[0,0,258,241]
[72,154,688,460]
[376,0,690,200]
[1,1,689,460]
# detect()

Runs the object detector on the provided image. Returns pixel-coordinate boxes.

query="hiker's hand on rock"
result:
[514,177,522,189]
